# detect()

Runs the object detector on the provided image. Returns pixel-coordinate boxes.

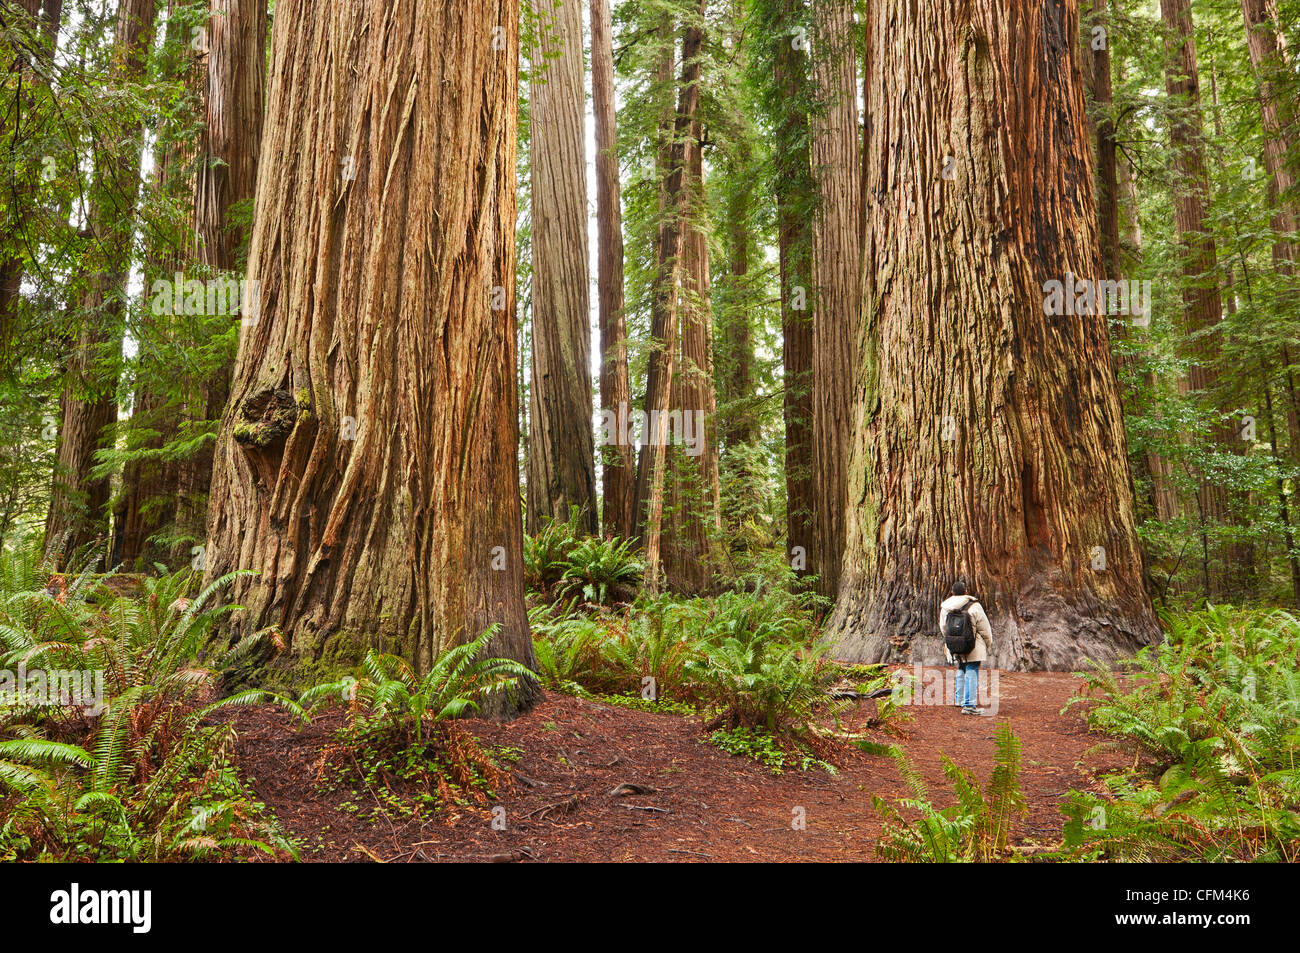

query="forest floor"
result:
[231,669,1132,862]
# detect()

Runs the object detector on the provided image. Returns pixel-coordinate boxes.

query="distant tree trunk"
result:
[171,0,267,558]
[115,2,201,568]
[809,0,860,601]
[526,0,596,536]
[44,0,156,567]
[1161,0,1251,599]
[203,0,540,717]
[773,1,814,582]
[828,0,1158,670]
[1082,1,1158,546]
[720,138,756,448]
[634,10,703,593]
[591,0,634,541]
[1117,145,1179,523]
[662,130,723,593]
[1083,0,1120,283]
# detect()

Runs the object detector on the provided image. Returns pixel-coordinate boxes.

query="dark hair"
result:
[951,579,968,595]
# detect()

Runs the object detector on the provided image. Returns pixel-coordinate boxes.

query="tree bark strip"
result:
[526,0,596,536]
[810,0,861,600]
[591,0,634,540]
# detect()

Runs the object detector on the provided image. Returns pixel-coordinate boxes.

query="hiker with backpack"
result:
[940,580,994,715]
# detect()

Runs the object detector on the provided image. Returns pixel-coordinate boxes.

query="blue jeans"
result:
[955,661,981,708]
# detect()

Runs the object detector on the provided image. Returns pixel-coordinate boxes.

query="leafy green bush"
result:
[528,602,605,693]
[685,629,828,734]
[523,513,580,598]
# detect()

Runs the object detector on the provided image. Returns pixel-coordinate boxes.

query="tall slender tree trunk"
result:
[44,0,156,567]
[1117,145,1180,523]
[1162,0,1251,599]
[828,0,1158,670]
[1083,0,1120,284]
[202,0,540,716]
[591,0,634,541]
[115,1,201,568]
[720,138,756,449]
[773,2,814,582]
[634,9,703,593]
[526,0,596,536]
[662,128,722,593]
[809,0,860,601]
[1082,1,1159,553]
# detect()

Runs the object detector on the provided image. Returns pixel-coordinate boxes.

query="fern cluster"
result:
[1061,606,1300,862]
[528,580,842,770]
[523,510,642,605]
[871,723,1028,862]
[299,626,533,821]
[0,542,300,860]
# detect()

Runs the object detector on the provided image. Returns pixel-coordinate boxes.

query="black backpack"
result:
[944,596,977,657]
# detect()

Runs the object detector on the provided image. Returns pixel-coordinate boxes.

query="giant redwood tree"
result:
[827,0,1159,670]
[203,0,540,714]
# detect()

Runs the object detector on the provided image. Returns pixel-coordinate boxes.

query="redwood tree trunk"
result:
[203,0,540,716]
[662,131,723,593]
[1118,142,1180,523]
[634,11,703,593]
[1240,0,1300,460]
[773,2,815,581]
[809,0,861,601]
[526,0,596,536]
[116,2,199,568]
[591,0,634,541]
[828,0,1158,670]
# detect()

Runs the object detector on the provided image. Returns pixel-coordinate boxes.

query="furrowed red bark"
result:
[203,0,540,716]
[828,0,1159,670]
[809,0,861,600]
[526,0,597,536]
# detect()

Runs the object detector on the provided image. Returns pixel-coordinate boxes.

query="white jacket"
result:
[939,594,993,664]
